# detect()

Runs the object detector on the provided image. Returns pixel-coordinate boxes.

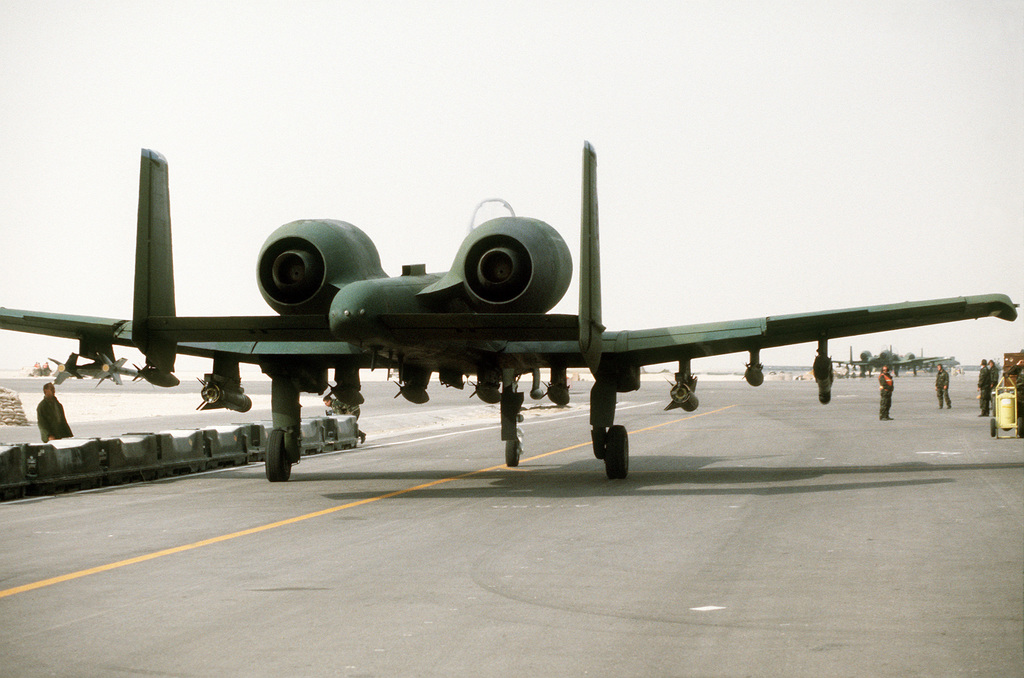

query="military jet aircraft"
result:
[0,144,1017,481]
[50,351,138,385]
[837,347,958,377]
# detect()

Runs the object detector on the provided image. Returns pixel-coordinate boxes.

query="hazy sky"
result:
[1,1,1021,374]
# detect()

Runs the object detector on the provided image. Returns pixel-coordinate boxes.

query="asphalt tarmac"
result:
[1,375,1021,677]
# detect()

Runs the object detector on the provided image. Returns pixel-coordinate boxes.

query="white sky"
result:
[1,1,1021,374]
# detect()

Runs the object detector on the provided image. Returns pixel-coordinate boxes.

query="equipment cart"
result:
[990,352,1023,439]
[990,384,1020,438]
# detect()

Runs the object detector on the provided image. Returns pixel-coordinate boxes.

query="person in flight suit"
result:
[36,382,72,442]
[935,364,951,409]
[878,365,895,421]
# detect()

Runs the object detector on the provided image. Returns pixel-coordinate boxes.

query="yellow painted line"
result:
[0,403,734,600]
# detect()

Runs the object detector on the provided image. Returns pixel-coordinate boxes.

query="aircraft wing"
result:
[576,294,1016,366]
[0,309,131,344]
[0,308,362,361]
[3,294,1014,369]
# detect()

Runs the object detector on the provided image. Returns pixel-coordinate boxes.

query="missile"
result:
[198,374,252,412]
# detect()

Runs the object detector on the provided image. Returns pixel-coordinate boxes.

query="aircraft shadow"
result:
[303,456,1023,502]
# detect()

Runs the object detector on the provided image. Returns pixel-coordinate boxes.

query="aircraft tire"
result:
[603,425,628,480]
[265,428,291,482]
[505,438,522,467]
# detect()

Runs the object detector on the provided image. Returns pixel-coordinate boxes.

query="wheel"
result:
[591,427,607,460]
[1018,417,1023,439]
[603,425,629,480]
[990,418,997,438]
[265,428,291,482]
[505,428,523,467]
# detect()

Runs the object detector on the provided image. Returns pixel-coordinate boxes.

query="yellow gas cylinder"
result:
[994,385,1016,430]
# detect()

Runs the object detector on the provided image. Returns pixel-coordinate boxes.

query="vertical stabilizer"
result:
[579,141,605,374]
[132,149,177,378]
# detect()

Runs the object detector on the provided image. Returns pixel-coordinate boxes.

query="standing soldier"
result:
[878,365,895,421]
[977,359,990,416]
[36,382,73,442]
[935,364,951,409]
[988,359,1000,393]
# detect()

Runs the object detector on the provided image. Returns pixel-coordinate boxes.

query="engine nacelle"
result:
[419,217,572,313]
[257,220,387,315]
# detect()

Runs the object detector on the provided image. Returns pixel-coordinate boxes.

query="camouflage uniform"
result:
[878,367,894,420]
[935,366,951,408]
[977,362,990,416]
[324,396,365,443]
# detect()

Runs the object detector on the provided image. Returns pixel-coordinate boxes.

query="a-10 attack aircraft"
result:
[836,347,957,377]
[0,144,1017,481]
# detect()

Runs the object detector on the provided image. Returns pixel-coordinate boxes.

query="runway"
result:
[0,375,1020,677]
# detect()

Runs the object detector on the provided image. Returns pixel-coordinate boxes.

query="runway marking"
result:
[0,404,734,600]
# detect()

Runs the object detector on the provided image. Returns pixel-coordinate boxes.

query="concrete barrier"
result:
[103,434,161,484]
[155,430,206,474]
[245,422,273,461]
[0,444,28,500]
[323,415,359,450]
[299,419,325,455]
[29,438,104,493]
[201,425,250,469]
[0,414,353,501]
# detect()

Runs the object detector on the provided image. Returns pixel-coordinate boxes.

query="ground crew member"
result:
[935,364,951,409]
[977,359,990,416]
[36,382,72,442]
[878,365,894,420]
[323,394,366,444]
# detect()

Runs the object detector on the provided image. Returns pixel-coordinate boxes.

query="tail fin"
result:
[579,141,605,375]
[132,149,178,384]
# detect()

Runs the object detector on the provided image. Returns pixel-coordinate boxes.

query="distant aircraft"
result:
[0,145,1017,481]
[49,351,138,385]
[836,347,959,377]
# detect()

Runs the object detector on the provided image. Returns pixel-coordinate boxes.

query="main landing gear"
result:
[265,376,304,482]
[500,369,525,467]
[589,360,640,479]
[263,362,327,482]
[592,424,628,479]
